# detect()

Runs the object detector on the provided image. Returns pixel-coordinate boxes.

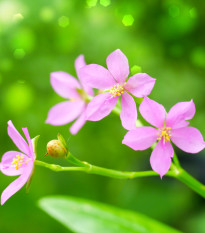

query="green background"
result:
[0,0,205,232]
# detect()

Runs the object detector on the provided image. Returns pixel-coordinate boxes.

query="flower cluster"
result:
[1,49,205,205]
[46,49,205,178]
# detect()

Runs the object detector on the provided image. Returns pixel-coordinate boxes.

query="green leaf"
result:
[31,135,40,159]
[57,133,68,150]
[38,196,182,233]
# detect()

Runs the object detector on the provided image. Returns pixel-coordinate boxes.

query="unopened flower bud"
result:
[47,138,68,159]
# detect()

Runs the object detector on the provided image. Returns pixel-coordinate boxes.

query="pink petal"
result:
[166,100,195,129]
[79,64,116,89]
[1,151,29,176]
[122,127,158,150]
[150,140,174,178]
[139,97,166,128]
[46,100,85,126]
[120,92,137,130]
[125,73,156,97]
[22,128,34,159]
[75,54,86,76]
[106,49,129,84]
[70,109,86,135]
[1,161,33,205]
[86,93,118,121]
[171,127,205,153]
[50,72,81,99]
[7,121,30,156]
[75,55,94,96]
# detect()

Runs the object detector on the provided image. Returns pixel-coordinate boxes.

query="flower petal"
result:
[70,108,86,135]
[139,97,166,128]
[79,64,116,89]
[50,72,81,99]
[171,127,205,153]
[150,140,174,178]
[120,92,137,130]
[75,55,94,96]
[86,93,118,121]
[22,128,34,159]
[46,100,85,126]
[7,121,30,156]
[106,49,129,84]
[0,151,29,176]
[125,73,156,97]
[75,54,86,76]
[166,100,196,129]
[122,127,158,150]
[1,161,33,205]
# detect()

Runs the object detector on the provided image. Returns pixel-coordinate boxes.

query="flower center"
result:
[12,154,30,170]
[109,84,125,97]
[157,127,172,142]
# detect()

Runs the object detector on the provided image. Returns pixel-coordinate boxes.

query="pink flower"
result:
[79,49,156,130]
[46,55,93,135]
[123,97,205,178]
[0,121,35,205]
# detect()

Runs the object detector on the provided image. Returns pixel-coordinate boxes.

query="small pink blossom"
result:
[46,55,93,135]
[0,121,35,205]
[123,97,205,178]
[79,49,156,130]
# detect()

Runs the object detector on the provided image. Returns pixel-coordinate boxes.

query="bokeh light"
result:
[4,83,34,114]
[131,65,142,75]
[100,0,111,7]
[122,14,134,26]
[13,48,26,59]
[40,7,55,22]
[58,16,69,28]
[86,0,98,8]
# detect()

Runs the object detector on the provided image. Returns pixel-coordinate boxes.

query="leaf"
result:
[31,135,40,159]
[38,196,182,233]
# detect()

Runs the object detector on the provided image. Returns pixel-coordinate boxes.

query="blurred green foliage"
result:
[0,0,205,232]
[39,196,182,233]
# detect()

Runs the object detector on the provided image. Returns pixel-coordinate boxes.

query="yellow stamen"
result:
[11,154,26,170]
[109,84,125,97]
[157,127,172,143]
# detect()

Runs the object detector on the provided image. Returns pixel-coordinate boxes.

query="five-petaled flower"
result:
[123,97,205,178]
[46,55,93,134]
[0,121,35,205]
[79,49,156,130]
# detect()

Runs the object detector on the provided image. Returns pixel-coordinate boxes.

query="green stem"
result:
[35,160,85,172]
[171,163,205,198]
[172,153,181,167]
[35,160,173,179]
[35,160,205,198]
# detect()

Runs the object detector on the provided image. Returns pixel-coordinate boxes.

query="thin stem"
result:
[35,160,205,198]
[35,160,174,179]
[171,163,205,198]
[35,160,85,172]
[172,153,181,167]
